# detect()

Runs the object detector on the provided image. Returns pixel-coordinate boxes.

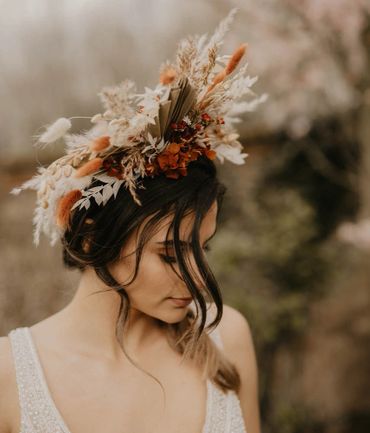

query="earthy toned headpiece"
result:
[10,8,267,247]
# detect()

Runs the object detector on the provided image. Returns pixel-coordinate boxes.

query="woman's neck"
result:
[48,267,167,362]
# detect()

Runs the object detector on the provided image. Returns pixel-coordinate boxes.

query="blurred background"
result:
[1,1,370,432]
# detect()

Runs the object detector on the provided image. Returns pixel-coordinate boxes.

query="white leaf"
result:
[94,192,103,206]
[94,174,117,184]
[102,184,113,203]
[89,185,105,192]
[71,198,84,210]
[112,180,123,198]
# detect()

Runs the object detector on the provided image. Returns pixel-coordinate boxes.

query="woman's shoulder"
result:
[207,302,253,339]
[0,335,18,433]
[216,304,261,433]
[208,302,256,362]
[220,303,253,337]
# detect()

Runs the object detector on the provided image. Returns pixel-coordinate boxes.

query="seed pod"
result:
[48,165,57,175]
[72,156,82,167]
[48,178,55,190]
[63,165,73,177]
[39,182,47,195]
[54,168,62,181]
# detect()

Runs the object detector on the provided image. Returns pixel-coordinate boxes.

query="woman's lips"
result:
[168,297,193,307]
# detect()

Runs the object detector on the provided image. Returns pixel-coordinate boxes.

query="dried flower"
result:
[56,189,82,229]
[10,8,267,247]
[225,43,248,75]
[90,136,111,151]
[200,43,248,108]
[159,65,177,85]
[74,158,104,178]
[36,117,72,147]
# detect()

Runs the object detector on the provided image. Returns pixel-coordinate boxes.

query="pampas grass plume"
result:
[36,117,72,147]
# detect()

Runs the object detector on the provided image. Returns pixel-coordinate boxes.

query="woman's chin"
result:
[160,304,192,323]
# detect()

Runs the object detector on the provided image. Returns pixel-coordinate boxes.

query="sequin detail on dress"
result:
[200,304,248,433]
[8,308,247,433]
[8,327,70,433]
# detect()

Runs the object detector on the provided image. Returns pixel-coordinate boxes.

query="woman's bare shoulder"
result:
[209,302,257,362]
[207,302,253,338]
[0,335,18,433]
[220,304,253,337]
[213,304,262,432]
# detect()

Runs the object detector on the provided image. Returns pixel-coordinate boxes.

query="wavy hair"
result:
[61,154,241,396]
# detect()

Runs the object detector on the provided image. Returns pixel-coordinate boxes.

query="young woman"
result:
[0,156,261,433]
[0,8,265,433]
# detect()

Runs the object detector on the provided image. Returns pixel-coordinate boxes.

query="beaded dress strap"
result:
[191,303,229,433]
[8,327,68,433]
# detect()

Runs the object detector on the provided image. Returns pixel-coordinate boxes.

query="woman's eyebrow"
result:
[156,228,217,246]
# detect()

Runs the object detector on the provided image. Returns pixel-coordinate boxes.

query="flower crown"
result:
[10,8,268,247]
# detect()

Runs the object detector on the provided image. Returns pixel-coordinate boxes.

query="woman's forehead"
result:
[137,201,218,244]
[152,202,218,243]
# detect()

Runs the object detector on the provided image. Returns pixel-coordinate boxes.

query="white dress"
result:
[8,315,247,433]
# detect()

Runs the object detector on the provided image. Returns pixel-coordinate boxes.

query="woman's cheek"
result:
[132,253,170,289]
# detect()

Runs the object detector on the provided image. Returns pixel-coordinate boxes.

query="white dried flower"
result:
[214,144,249,165]
[35,117,72,148]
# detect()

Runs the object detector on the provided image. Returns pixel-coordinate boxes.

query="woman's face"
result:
[108,200,218,324]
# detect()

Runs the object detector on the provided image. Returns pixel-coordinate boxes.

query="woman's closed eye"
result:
[159,244,211,264]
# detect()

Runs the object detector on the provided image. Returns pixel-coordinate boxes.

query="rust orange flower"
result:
[159,65,177,85]
[225,43,248,75]
[144,139,218,181]
[90,136,110,152]
[205,149,217,160]
[167,142,181,154]
[74,158,103,178]
[56,189,82,229]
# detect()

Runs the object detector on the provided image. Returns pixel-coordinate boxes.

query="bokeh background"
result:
[1,1,370,432]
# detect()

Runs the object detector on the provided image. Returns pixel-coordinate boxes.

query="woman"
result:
[0,9,264,433]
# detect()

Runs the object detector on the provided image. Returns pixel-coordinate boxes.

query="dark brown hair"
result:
[61,154,241,395]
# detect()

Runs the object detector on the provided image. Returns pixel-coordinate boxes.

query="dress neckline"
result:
[23,326,213,433]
